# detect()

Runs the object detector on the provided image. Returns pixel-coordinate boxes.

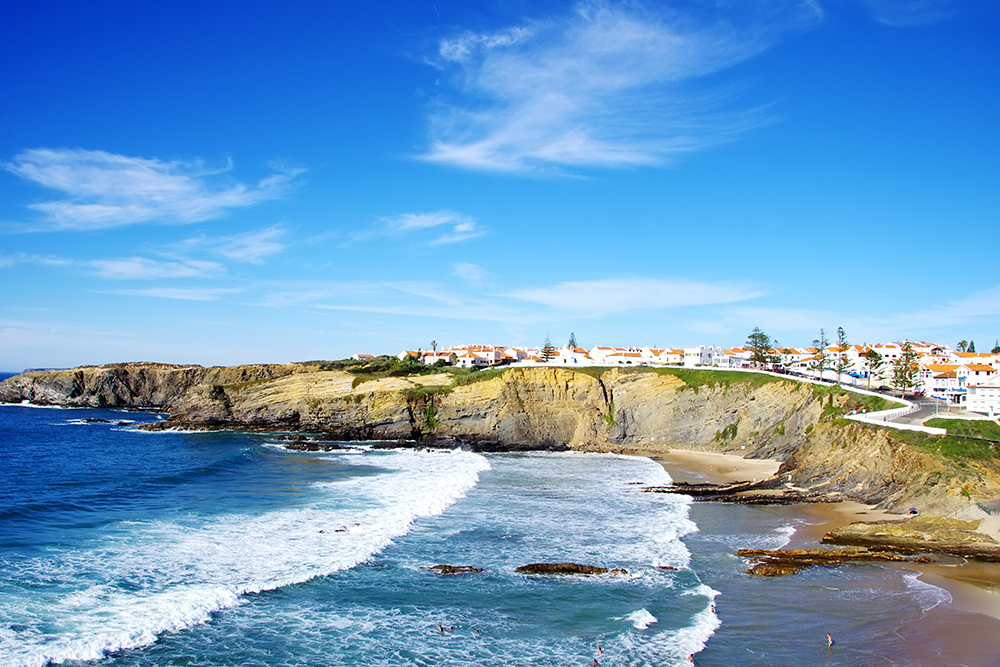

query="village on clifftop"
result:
[351,339,1000,419]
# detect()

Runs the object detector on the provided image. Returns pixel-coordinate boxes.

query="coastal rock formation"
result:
[822,516,1000,561]
[515,563,617,575]
[4,362,999,518]
[738,546,932,576]
[427,565,483,575]
[0,362,313,409]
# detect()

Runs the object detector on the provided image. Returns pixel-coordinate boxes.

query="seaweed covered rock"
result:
[515,562,610,575]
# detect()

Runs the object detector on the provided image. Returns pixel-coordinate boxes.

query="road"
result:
[889,398,959,426]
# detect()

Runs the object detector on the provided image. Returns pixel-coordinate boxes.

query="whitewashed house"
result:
[555,346,592,365]
[967,375,1000,418]
[683,345,724,367]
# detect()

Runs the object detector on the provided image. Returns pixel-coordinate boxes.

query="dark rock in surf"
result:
[427,565,484,575]
[515,562,609,576]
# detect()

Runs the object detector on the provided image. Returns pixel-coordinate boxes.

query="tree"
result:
[568,332,578,349]
[834,326,854,385]
[969,340,976,353]
[957,340,968,352]
[431,340,438,352]
[891,341,919,397]
[746,327,778,369]
[862,348,884,390]
[992,340,1000,354]
[540,334,556,362]
[810,329,829,380]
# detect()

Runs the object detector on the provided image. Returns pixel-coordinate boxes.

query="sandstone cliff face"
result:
[0,363,316,408]
[3,363,996,515]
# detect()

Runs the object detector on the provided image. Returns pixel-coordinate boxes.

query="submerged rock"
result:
[739,546,932,576]
[427,565,483,575]
[515,562,611,575]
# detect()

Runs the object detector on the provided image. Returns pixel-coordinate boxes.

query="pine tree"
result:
[568,332,578,349]
[862,348,883,390]
[746,327,777,369]
[891,341,919,397]
[810,329,829,380]
[540,334,556,362]
[834,326,854,385]
[969,341,976,353]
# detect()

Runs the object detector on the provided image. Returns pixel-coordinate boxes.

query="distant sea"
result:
[0,401,990,666]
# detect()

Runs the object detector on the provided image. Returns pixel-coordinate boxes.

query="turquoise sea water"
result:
[0,401,995,666]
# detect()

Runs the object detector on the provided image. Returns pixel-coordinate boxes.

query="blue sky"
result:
[1,0,998,370]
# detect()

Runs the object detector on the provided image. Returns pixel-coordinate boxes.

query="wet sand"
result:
[652,448,1000,666]
[640,448,781,485]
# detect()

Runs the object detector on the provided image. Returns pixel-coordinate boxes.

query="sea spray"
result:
[0,444,488,667]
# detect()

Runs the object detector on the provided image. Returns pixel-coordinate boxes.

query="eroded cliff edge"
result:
[3,363,998,516]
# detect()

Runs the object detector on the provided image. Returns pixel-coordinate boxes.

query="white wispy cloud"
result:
[853,0,955,26]
[422,1,820,172]
[253,275,765,324]
[368,210,485,244]
[172,224,288,264]
[105,287,241,301]
[504,277,766,317]
[453,262,489,283]
[89,257,223,280]
[4,148,302,230]
[0,252,72,268]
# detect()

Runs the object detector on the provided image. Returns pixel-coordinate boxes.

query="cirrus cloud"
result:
[4,148,302,231]
[422,0,821,172]
[504,277,766,317]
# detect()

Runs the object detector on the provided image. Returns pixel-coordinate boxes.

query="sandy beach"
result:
[651,447,1000,664]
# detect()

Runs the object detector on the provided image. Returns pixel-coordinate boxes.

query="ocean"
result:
[0,400,992,667]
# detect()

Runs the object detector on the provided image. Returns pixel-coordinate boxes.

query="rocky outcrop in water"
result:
[515,563,622,575]
[739,546,932,576]
[822,516,1000,561]
[427,565,484,575]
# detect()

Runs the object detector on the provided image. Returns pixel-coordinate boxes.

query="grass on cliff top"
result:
[846,419,1000,463]
[653,367,786,391]
[315,357,515,392]
[812,383,902,419]
[925,418,1000,442]
[892,429,999,462]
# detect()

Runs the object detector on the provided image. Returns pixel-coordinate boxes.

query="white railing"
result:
[736,369,950,435]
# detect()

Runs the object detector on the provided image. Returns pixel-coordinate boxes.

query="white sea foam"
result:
[903,571,952,611]
[0,448,489,667]
[624,608,658,629]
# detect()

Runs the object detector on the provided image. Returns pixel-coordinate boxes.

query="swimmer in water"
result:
[597,644,603,654]
[827,633,834,647]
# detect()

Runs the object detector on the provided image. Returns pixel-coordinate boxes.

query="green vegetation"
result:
[569,366,612,381]
[810,383,901,419]
[715,422,738,441]
[746,327,779,369]
[654,367,784,392]
[449,366,511,386]
[604,400,617,426]
[401,384,454,402]
[925,419,1000,442]
[883,427,1000,462]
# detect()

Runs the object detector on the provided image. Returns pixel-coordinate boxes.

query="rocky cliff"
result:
[3,363,996,515]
